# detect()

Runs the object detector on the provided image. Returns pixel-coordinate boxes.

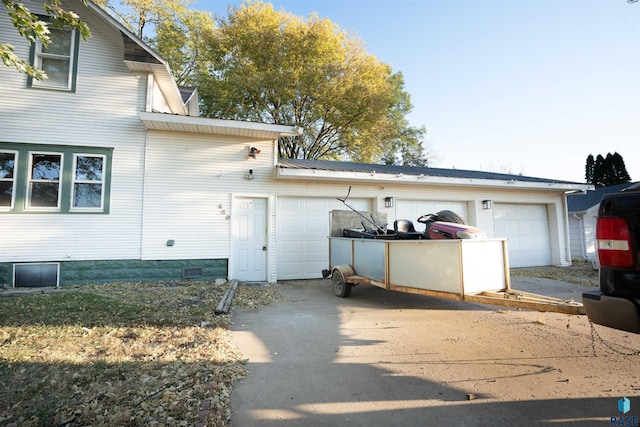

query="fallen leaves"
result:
[0,280,283,426]
[510,263,598,286]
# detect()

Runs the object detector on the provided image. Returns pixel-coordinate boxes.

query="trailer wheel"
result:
[436,210,467,225]
[332,268,352,298]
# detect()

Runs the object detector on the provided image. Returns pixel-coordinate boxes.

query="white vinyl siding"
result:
[141,133,240,261]
[568,215,585,261]
[569,210,598,262]
[0,3,147,263]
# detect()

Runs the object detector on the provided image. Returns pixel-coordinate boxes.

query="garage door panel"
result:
[279,198,303,213]
[305,239,325,254]
[278,261,301,276]
[495,203,551,268]
[396,200,469,224]
[277,197,371,280]
[284,218,304,233]
[278,239,302,254]
[304,199,326,212]
[305,219,325,233]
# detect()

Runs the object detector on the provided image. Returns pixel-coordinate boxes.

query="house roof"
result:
[567,182,637,213]
[84,0,188,115]
[276,158,594,191]
[179,86,197,104]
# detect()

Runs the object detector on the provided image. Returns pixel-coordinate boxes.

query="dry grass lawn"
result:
[0,281,283,427]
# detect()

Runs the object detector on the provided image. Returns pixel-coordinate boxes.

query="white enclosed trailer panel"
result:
[329,237,509,295]
[328,237,584,314]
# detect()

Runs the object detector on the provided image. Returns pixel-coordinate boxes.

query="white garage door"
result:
[395,200,469,233]
[494,203,551,267]
[277,197,371,280]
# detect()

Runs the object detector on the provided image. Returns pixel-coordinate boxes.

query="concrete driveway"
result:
[229,278,640,426]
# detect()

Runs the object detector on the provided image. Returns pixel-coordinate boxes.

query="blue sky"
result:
[196,0,639,183]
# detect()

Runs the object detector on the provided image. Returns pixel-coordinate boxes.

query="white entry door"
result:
[232,198,267,281]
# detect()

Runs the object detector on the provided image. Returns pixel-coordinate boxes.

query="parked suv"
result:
[583,183,640,333]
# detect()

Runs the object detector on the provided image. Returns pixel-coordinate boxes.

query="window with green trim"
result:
[72,154,105,210]
[28,24,80,91]
[0,151,17,209]
[27,152,63,209]
[0,144,112,214]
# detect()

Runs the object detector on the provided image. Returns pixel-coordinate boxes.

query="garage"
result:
[276,197,371,280]
[494,203,551,268]
[395,200,470,232]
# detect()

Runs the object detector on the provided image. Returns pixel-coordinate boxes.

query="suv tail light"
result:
[596,216,634,268]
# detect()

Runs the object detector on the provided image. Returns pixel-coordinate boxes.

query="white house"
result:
[567,182,637,262]
[0,0,591,287]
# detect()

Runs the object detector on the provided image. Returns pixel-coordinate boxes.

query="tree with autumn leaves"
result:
[196,2,427,165]
[2,0,428,166]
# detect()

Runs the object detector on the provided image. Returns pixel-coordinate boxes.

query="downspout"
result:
[561,196,572,266]
[140,72,153,261]
[140,119,149,261]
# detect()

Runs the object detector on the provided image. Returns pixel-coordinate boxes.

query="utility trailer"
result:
[325,211,585,315]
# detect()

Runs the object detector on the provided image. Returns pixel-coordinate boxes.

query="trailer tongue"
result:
[325,209,585,315]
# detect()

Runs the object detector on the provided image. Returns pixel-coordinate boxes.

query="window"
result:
[0,151,17,209]
[72,154,105,210]
[14,263,60,287]
[0,143,112,214]
[28,152,62,209]
[29,25,79,91]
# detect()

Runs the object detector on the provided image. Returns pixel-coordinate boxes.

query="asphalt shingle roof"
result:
[277,158,585,185]
[567,182,637,213]
[179,86,197,103]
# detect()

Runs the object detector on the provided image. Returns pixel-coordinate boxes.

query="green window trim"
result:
[0,143,113,214]
[27,17,81,92]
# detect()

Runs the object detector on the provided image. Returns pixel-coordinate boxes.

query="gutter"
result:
[276,167,594,192]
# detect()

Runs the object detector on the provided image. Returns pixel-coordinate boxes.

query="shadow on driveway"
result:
[230,279,637,427]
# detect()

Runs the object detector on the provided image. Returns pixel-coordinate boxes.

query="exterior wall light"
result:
[384,196,394,208]
[245,169,256,180]
[248,147,261,159]
[482,200,492,210]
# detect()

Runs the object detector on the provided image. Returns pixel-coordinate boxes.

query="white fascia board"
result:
[86,1,164,63]
[140,111,303,139]
[149,64,187,116]
[124,61,187,115]
[275,167,594,192]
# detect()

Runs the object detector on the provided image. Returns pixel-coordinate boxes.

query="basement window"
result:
[13,263,60,287]
[183,267,203,279]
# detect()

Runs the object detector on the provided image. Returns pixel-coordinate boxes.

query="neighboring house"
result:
[1,0,591,287]
[567,182,637,262]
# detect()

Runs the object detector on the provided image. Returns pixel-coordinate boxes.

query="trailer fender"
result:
[332,265,355,298]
